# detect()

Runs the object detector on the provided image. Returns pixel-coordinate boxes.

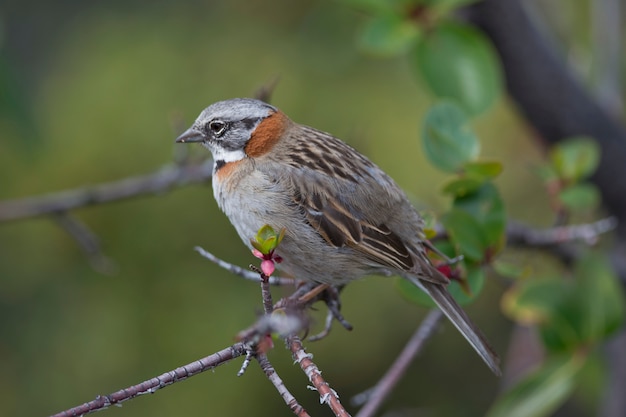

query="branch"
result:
[354,309,443,417]
[257,352,311,417]
[506,218,617,247]
[52,212,117,275]
[194,246,295,286]
[49,285,311,417]
[49,343,247,417]
[0,160,213,222]
[287,335,352,417]
[48,250,349,417]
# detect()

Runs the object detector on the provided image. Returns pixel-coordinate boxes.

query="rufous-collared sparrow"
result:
[175,98,500,375]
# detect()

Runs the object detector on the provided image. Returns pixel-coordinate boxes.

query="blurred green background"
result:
[0,0,594,416]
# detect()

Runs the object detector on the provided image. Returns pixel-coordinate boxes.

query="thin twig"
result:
[49,343,247,417]
[257,352,311,417]
[53,212,117,275]
[249,264,275,314]
[194,246,295,285]
[237,345,256,377]
[0,160,213,222]
[507,217,617,247]
[354,309,443,417]
[287,335,351,417]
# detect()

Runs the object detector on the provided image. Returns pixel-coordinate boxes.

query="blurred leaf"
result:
[558,183,600,212]
[575,252,625,342]
[449,262,485,302]
[534,163,559,182]
[442,161,502,197]
[340,0,413,14]
[550,137,600,183]
[421,101,480,172]
[429,0,481,10]
[453,182,506,249]
[486,355,584,417]
[339,0,393,14]
[502,277,564,326]
[503,253,625,352]
[0,53,39,148]
[358,15,420,56]
[463,160,503,179]
[441,208,486,261]
[507,276,589,352]
[493,260,529,280]
[442,177,483,197]
[412,21,502,115]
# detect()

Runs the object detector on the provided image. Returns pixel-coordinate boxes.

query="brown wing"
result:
[293,188,415,272]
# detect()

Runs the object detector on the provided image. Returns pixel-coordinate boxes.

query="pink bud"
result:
[252,249,264,259]
[261,259,275,276]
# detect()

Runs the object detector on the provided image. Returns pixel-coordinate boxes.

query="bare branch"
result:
[257,352,311,417]
[507,217,617,247]
[194,246,295,285]
[53,212,117,275]
[249,264,275,314]
[287,335,352,417]
[0,160,213,222]
[49,343,247,417]
[353,309,443,417]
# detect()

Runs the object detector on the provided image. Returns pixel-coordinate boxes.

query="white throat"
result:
[204,143,246,164]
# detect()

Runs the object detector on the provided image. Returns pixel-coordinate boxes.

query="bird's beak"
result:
[175,128,205,143]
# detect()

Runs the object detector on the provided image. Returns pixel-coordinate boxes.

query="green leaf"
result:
[358,15,420,57]
[441,208,487,261]
[429,0,482,11]
[453,182,506,249]
[486,355,584,417]
[256,224,276,242]
[534,163,559,182]
[253,224,284,254]
[250,240,264,252]
[575,252,625,343]
[504,277,592,352]
[442,177,483,197]
[558,183,600,212]
[503,253,625,352]
[338,0,395,14]
[340,0,416,15]
[492,260,529,280]
[550,137,600,182]
[449,262,485,303]
[421,101,480,172]
[502,278,564,326]
[412,21,502,115]
[463,160,503,180]
[442,161,502,197]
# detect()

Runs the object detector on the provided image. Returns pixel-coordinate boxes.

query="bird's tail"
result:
[406,275,501,376]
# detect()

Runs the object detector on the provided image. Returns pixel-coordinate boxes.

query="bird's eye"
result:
[208,120,227,137]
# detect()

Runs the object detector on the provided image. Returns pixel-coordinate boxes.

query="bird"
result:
[175,98,500,375]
